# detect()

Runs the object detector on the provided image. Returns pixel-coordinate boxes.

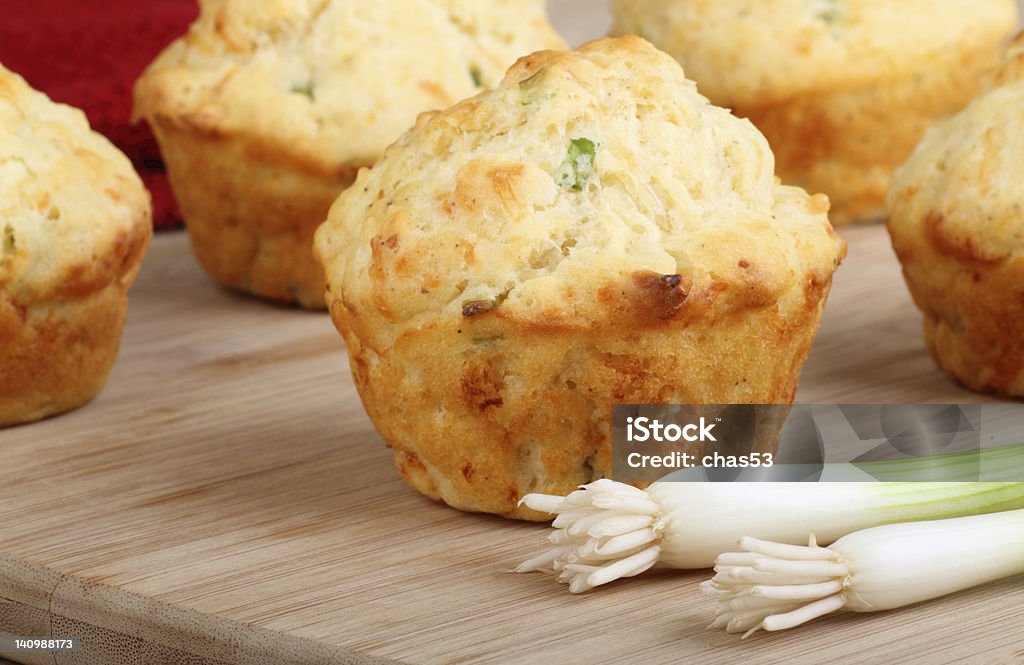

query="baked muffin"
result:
[134,0,566,309]
[315,37,846,519]
[888,35,1024,398]
[1,65,151,427]
[611,0,1019,226]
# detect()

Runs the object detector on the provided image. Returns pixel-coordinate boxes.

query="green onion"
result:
[469,66,484,88]
[854,441,1024,482]
[290,82,315,100]
[519,68,549,106]
[3,223,15,254]
[556,138,597,192]
[703,509,1024,636]
[462,300,495,317]
[517,480,1024,593]
[812,0,844,25]
[462,287,511,318]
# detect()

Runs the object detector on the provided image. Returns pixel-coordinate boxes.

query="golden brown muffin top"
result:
[0,65,150,304]
[612,0,1019,106]
[316,37,845,343]
[133,0,566,174]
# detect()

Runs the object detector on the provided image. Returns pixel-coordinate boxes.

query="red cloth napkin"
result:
[0,1,199,230]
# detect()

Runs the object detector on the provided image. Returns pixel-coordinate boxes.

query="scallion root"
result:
[701,535,850,637]
[516,479,665,593]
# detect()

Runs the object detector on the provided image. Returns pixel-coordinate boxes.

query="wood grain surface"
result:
[1,225,1022,665]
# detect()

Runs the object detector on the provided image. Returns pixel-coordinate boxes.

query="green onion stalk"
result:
[518,476,1024,593]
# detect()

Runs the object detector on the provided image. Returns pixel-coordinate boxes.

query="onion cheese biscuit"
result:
[888,34,1024,397]
[612,0,1018,225]
[1,65,151,427]
[315,37,846,519]
[135,0,565,308]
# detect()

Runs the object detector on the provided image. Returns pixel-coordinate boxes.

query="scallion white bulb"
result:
[703,508,1024,637]
[518,480,1024,593]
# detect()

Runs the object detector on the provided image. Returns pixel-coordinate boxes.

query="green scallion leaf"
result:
[813,0,843,25]
[853,441,1024,482]
[3,223,15,254]
[290,83,315,100]
[557,138,597,192]
[462,286,512,318]
[520,68,555,106]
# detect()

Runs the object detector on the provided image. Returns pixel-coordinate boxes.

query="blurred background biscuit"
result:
[0,65,151,427]
[888,33,1024,398]
[135,0,566,308]
[611,0,1019,226]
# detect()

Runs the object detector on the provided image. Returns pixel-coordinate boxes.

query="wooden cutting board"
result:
[1,225,1022,665]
